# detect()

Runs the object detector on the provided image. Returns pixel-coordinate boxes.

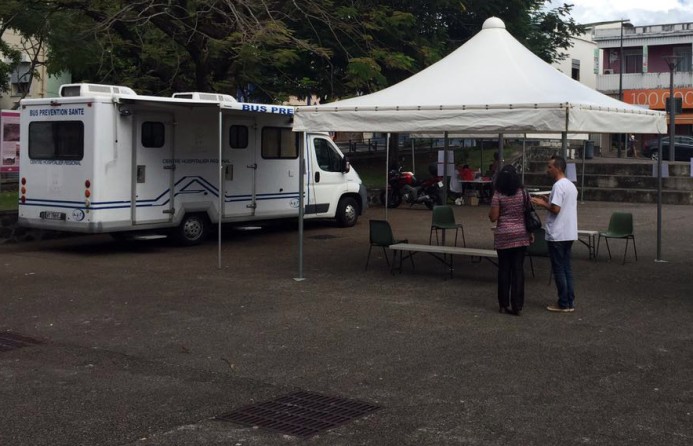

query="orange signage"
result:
[623,88,693,110]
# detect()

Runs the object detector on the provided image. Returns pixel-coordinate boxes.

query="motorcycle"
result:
[380,164,444,210]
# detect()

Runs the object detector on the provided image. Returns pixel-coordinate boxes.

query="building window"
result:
[10,61,32,96]
[674,46,692,72]
[624,49,643,73]
[571,59,580,81]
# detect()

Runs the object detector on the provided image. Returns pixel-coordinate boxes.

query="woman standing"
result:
[489,165,532,315]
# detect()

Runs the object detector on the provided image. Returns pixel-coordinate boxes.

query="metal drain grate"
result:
[308,234,338,240]
[0,332,42,352]
[215,391,381,438]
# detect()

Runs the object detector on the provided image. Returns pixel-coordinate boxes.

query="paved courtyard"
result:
[0,201,691,445]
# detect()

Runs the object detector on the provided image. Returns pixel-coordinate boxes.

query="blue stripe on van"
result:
[22,176,302,210]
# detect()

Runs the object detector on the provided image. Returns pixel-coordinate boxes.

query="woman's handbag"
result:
[523,190,542,232]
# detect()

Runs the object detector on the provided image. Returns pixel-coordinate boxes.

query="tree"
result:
[1,1,584,102]
[0,0,43,99]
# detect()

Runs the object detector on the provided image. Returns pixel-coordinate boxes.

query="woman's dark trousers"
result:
[497,246,526,312]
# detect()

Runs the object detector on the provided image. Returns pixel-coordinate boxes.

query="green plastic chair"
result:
[597,212,637,264]
[429,205,466,247]
[526,227,551,284]
[365,220,408,270]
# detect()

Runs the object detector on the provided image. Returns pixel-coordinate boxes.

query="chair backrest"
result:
[370,219,395,246]
[432,205,456,226]
[607,212,634,236]
[526,227,549,256]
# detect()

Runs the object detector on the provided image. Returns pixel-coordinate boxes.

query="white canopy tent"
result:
[294,17,665,135]
[291,17,668,278]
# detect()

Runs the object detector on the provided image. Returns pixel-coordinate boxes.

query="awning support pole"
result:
[217,107,223,269]
[295,132,307,280]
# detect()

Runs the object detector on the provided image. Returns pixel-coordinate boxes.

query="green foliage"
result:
[525,3,586,63]
[0,42,20,94]
[345,57,386,92]
[0,0,584,101]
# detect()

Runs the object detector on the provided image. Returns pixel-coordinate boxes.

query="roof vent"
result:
[172,92,238,103]
[59,83,137,97]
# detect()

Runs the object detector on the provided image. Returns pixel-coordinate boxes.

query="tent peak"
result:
[482,17,505,30]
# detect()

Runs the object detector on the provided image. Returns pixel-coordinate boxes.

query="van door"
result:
[222,119,256,217]
[308,135,345,216]
[133,114,174,224]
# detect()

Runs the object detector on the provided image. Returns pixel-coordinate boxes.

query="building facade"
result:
[1,29,69,110]
[592,22,693,148]
[553,32,598,90]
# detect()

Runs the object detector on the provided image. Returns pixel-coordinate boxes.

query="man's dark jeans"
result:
[548,240,575,308]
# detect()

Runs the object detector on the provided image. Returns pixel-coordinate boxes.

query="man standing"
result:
[531,156,578,312]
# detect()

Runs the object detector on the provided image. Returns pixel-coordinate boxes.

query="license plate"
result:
[40,211,66,221]
[437,181,444,187]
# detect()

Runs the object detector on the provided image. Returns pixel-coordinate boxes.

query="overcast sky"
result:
[564,0,693,26]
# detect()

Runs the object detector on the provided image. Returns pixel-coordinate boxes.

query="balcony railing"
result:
[597,71,693,93]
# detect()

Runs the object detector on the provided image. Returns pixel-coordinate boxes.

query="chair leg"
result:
[381,246,390,266]
[453,228,459,247]
[429,228,434,245]
[461,226,466,247]
[632,235,637,261]
[432,228,443,246]
[604,238,612,260]
[365,245,373,270]
[623,239,628,265]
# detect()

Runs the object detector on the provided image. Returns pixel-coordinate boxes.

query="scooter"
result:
[380,164,444,210]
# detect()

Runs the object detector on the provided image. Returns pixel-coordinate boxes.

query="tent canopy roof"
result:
[294,17,666,135]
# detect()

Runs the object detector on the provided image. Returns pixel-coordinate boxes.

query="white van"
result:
[18,83,366,244]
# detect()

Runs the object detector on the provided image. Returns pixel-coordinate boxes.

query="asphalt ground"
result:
[0,200,691,445]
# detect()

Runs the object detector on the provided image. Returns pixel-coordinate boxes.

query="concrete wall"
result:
[553,34,598,89]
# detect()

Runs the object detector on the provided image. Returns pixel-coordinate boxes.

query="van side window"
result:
[314,138,342,172]
[229,125,248,149]
[261,127,297,159]
[141,121,165,148]
[28,121,84,160]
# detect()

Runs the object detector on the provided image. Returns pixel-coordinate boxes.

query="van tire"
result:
[173,213,209,245]
[336,197,359,227]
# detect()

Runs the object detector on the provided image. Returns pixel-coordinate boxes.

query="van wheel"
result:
[336,197,359,227]
[173,213,209,245]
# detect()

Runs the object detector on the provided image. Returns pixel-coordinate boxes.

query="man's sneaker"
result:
[546,305,575,313]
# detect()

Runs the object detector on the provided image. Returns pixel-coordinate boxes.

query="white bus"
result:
[18,83,366,244]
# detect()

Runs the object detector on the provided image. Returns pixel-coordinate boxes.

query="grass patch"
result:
[0,190,19,211]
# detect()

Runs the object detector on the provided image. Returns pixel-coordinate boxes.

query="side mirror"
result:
[341,157,351,173]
